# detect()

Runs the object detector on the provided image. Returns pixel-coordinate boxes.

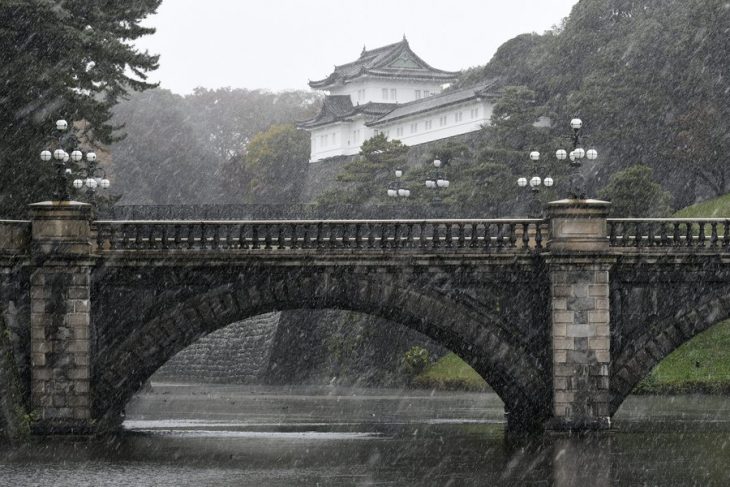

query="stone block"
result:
[574,311,588,324]
[589,285,610,297]
[68,368,89,380]
[31,341,53,354]
[553,310,574,324]
[553,337,574,351]
[552,298,567,310]
[67,340,89,353]
[553,323,567,337]
[588,337,610,351]
[74,381,89,393]
[594,324,610,337]
[594,271,609,284]
[553,350,567,364]
[68,395,89,408]
[67,313,89,328]
[554,391,575,403]
[595,298,609,310]
[73,300,90,313]
[567,350,591,364]
[33,368,53,380]
[589,364,609,376]
[573,284,589,298]
[588,310,610,324]
[554,377,568,390]
[567,297,595,312]
[552,285,572,298]
[567,324,595,338]
[67,286,89,300]
[73,326,89,340]
[30,300,48,313]
[74,354,89,366]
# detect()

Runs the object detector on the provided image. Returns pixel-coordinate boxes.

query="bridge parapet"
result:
[608,218,730,250]
[93,219,546,253]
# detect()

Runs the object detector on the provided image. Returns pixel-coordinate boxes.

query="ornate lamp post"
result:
[517,150,553,217]
[425,159,449,204]
[387,169,410,199]
[554,118,598,199]
[39,119,110,202]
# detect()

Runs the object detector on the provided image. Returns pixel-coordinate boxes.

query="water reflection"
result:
[0,386,730,486]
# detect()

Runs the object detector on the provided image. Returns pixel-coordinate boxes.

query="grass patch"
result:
[413,353,488,392]
[673,193,730,218]
[635,319,730,394]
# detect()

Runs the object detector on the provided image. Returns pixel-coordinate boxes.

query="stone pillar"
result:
[545,199,613,430]
[29,201,95,433]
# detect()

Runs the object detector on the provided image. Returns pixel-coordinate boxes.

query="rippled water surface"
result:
[2,384,730,486]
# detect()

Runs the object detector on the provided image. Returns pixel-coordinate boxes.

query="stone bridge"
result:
[1,199,730,434]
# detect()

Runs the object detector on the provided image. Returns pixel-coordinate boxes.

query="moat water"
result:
[1,384,730,486]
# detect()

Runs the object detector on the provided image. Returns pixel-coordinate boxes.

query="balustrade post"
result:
[545,199,613,431]
[28,201,96,434]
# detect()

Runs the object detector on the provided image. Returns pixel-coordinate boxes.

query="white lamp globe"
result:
[62,152,69,162]
[53,149,65,160]
[555,149,567,160]
[517,177,527,187]
[85,178,97,189]
[442,180,450,188]
[86,152,97,162]
[426,180,436,189]
[56,119,68,131]
[73,179,83,189]
[570,118,582,130]
[437,178,448,188]
[64,168,72,175]
[387,189,397,197]
[529,151,540,161]
[586,148,598,160]
[544,177,554,187]
[40,150,52,162]
[569,151,576,161]
[100,179,110,189]
[530,176,542,188]
[433,159,442,168]
[403,189,411,197]
[70,150,83,162]
[574,147,586,159]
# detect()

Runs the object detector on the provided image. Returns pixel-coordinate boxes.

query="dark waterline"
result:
[1,384,730,486]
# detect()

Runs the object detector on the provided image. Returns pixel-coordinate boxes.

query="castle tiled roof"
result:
[297,96,395,129]
[367,80,501,126]
[309,38,458,90]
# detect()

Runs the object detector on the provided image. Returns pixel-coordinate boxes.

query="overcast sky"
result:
[135,0,578,94]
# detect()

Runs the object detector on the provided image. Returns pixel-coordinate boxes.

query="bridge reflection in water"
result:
[3,199,730,436]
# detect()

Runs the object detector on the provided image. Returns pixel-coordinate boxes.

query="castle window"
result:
[425,120,432,130]
[439,115,447,126]
[390,88,397,100]
[396,127,403,137]
[410,122,418,133]
[424,90,430,97]
[470,108,479,119]
[415,90,421,99]
[455,111,463,123]
[382,88,388,100]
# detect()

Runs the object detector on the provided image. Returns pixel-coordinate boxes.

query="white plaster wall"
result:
[309,117,378,162]
[329,78,444,105]
[374,100,494,147]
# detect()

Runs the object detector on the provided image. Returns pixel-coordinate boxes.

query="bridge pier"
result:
[545,199,612,430]
[29,202,95,434]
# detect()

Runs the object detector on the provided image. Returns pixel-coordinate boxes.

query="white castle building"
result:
[299,37,499,162]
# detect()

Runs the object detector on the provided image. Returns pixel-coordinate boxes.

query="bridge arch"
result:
[610,291,730,415]
[93,269,551,429]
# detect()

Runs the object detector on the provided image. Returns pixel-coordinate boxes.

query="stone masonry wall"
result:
[153,312,281,383]
[550,262,611,427]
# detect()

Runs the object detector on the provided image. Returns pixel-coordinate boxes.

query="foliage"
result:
[403,346,430,376]
[317,133,409,205]
[457,0,730,208]
[0,0,161,216]
[598,164,671,217]
[110,89,218,204]
[110,88,320,205]
[224,124,310,204]
[413,352,488,392]
[674,193,730,219]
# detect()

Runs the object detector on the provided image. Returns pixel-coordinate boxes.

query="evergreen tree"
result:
[598,164,671,217]
[0,0,161,216]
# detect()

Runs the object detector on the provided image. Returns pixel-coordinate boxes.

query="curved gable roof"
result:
[309,38,458,89]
